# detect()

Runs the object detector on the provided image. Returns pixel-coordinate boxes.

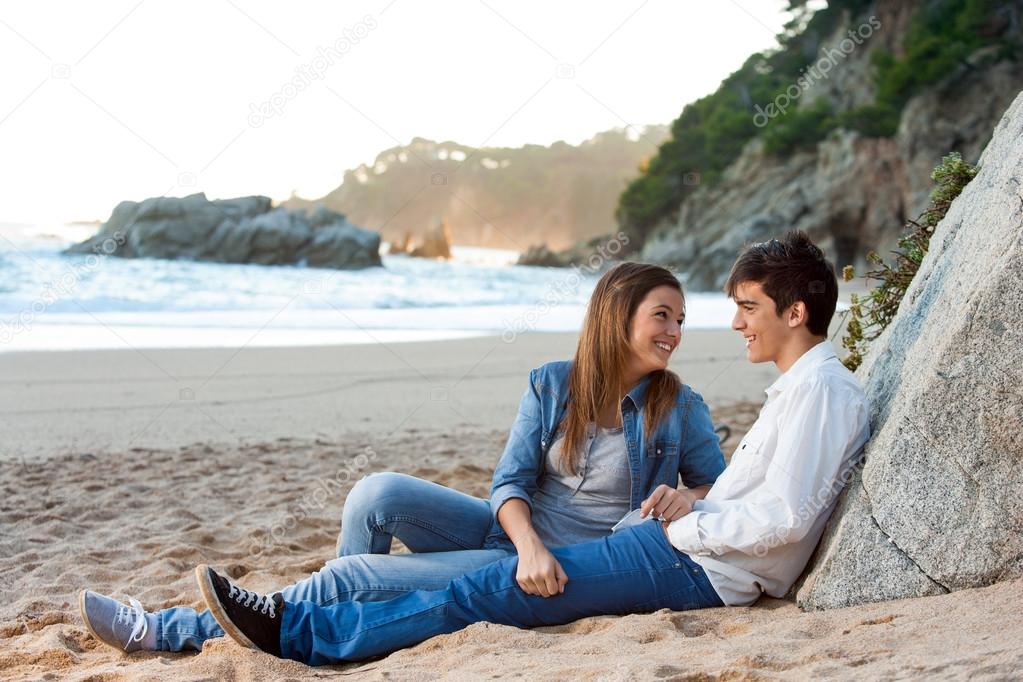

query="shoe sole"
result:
[78,590,128,654]
[194,564,259,651]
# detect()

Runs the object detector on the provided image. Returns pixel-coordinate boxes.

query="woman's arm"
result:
[497,499,568,597]
[677,390,727,489]
[488,372,545,522]
[642,387,723,522]
[489,367,568,597]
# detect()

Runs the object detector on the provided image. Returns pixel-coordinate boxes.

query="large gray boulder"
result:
[795,90,1023,610]
[306,223,383,268]
[66,194,381,269]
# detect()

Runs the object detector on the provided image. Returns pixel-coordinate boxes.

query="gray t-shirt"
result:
[529,422,632,547]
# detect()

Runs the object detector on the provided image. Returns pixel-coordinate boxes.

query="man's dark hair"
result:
[724,230,838,336]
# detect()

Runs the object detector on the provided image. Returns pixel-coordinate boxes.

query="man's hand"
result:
[515,534,568,598]
[640,484,699,522]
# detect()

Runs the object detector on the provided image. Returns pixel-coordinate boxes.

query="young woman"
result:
[80,262,725,654]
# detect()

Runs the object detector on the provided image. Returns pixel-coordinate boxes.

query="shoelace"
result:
[114,597,148,649]
[228,584,277,618]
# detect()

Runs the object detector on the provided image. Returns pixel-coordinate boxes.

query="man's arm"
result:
[667,381,867,556]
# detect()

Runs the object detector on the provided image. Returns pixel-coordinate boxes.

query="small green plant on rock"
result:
[842,152,978,371]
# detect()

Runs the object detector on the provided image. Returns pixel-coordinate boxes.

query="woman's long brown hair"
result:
[556,262,683,474]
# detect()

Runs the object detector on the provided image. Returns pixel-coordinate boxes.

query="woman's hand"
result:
[640,484,699,522]
[496,498,568,597]
[515,534,568,598]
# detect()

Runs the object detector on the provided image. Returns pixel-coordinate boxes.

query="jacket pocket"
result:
[649,439,678,458]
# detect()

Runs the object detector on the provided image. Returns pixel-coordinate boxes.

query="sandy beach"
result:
[0,330,776,463]
[2,330,1021,680]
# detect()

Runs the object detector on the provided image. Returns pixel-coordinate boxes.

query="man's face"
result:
[731,281,791,364]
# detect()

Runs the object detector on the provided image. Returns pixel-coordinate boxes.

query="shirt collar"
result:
[623,373,653,410]
[765,340,837,398]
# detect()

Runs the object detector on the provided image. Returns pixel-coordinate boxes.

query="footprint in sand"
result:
[651,664,688,679]
[665,612,717,637]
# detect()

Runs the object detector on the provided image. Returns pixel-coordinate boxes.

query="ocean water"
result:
[0,226,737,352]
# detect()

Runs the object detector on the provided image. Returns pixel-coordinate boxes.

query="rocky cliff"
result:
[795,90,1023,609]
[66,193,381,269]
[638,0,1023,290]
[285,126,668,252]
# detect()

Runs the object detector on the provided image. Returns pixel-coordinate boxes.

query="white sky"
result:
[0,0,792,225]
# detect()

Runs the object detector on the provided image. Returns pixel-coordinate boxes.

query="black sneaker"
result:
[195,564,284,657]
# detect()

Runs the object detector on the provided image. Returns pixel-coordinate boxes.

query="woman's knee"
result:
[285,557,358,606]
[342,471,416,525]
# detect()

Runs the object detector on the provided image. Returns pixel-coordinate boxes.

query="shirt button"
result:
[656,448,662,454]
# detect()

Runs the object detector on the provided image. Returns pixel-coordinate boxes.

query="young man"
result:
[194,231,871,665]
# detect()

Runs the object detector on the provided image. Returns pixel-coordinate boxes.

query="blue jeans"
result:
[280,518,725,665]
[156,473,513,651]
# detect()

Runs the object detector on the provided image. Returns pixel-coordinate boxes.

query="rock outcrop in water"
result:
[795,90,1023,610]
[409,217,454,259]
[66,193,381,269]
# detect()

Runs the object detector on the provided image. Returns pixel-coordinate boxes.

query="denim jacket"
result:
[484,360,726,548]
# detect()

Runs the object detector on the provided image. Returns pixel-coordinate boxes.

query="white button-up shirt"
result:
[667,341,870,605]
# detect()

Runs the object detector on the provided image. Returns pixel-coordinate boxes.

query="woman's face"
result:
[626,285,684,376]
